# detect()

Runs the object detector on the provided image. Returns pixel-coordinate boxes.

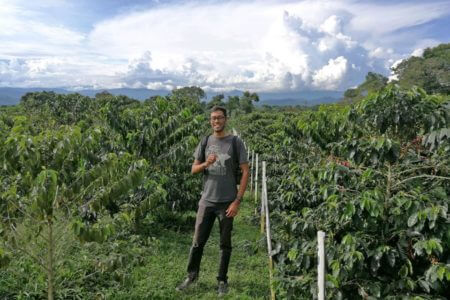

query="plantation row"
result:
[0,91,209,298]
[237,86,449,299]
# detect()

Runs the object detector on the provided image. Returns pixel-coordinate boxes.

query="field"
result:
[0,83,449,299]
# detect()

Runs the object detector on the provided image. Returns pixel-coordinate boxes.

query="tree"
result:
[226,95,240,117]
[171,86,205,103]
[392,43,450,95]
[341,72,388,104]
[0,121,147,299]
[239,91,259,113]
[206,94,225,110]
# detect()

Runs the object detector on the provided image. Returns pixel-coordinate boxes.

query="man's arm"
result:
[191,155,216,174]
[236,163,249,201]
[226,162,249,217]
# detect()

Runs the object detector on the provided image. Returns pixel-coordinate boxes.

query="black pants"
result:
[186,202,233,282]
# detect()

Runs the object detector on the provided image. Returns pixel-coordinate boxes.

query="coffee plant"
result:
[0,91,208,298]
[237,85,449,299]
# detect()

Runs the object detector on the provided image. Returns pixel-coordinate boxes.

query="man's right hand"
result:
[205,154,217,167]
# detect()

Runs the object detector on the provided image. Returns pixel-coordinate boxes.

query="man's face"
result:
[210,110,227,133]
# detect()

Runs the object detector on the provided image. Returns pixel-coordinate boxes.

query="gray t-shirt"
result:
[193,135,248,203]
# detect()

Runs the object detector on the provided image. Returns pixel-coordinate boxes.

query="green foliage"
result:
[171,86,206,103]
[206,94,226,109]
[392,43,450,95]
[236,85,449,299]
[342,43,450,106]
[207,91,260,117]
[342,72,389,104]
[0,90,209,297]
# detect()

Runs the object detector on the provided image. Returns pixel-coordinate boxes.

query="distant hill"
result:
[0,87,343,106]
[392,43,449,95]
[340,43,450,104]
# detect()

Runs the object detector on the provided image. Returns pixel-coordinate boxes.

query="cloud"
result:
[1,0,449,91]
[0,56,123,88]
[313,56,348,90]
[0,1,85,57]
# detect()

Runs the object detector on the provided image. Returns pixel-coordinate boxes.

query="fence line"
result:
[233,132,325,300]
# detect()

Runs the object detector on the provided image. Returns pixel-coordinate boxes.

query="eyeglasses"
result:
[210,116,225,121]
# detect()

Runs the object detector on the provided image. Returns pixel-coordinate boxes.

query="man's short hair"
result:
[211,106,227,118]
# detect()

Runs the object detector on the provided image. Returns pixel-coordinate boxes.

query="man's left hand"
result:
[226,200,240,218]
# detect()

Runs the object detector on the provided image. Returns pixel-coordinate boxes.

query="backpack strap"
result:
[199,135,210,162]
[232,135,239,167]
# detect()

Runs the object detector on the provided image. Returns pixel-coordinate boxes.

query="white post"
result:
[260,161,266,233]
[250,150,254,193]
[263,161,275,300]
[317,231,326,300]
[254,153,259,214]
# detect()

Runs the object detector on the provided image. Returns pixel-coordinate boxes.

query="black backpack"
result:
[199,135,242,183]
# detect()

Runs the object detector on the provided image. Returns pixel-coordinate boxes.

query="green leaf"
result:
[406,278,415,291]
[408,213,418,227]
[387,250,396,267]
[331,260,340,277]
[399,265,408,277]
[326,274,340,288]
[418,279,430,293]
[371,256,381,273]
[344,202,355,218]
[287,248,298,261]
[437,266,445,281]
[407,259,413,275]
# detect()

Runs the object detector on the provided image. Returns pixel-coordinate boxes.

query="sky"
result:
[0,0,449,92]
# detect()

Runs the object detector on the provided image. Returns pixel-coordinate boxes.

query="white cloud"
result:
[411,48,424,57]
[312,56,348,90]
[0,1,85,57]
[0,57,123,88]
[1,0,449,91]
[320,15,342,35]
[346,1,449,36]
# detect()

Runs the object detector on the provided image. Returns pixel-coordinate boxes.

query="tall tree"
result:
[171,86,206,103]
[206,94,226,110]
[239,91,259,113]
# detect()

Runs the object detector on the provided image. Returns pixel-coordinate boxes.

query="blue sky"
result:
[0,0,449,92]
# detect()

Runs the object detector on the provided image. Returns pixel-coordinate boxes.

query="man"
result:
[176,106,249,296]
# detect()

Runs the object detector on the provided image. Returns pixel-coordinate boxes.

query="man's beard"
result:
[213,124,225,132]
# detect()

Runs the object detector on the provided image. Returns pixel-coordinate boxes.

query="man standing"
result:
[176,106,249,296]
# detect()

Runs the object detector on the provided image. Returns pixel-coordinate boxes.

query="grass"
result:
[126,195,271,299]
[0,194,271,299]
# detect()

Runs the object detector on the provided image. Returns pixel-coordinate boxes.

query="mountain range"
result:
[0,87,343,106]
